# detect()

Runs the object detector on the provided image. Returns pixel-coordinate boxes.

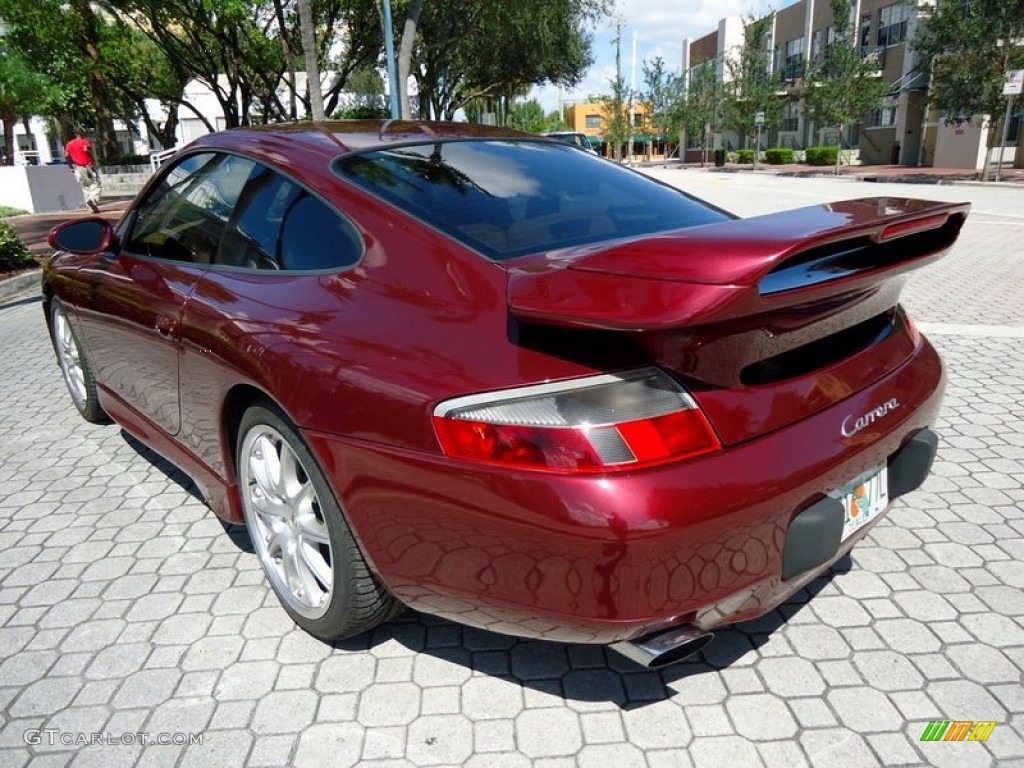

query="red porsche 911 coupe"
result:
[44,121,968,668]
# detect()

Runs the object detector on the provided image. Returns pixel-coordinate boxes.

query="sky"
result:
[530,0,791,113]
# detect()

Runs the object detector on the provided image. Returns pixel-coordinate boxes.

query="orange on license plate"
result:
[833,461,888,542]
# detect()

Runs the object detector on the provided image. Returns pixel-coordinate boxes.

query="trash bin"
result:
[714,149,726,167]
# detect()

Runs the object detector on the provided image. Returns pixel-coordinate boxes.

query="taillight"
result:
[433,368,721,473]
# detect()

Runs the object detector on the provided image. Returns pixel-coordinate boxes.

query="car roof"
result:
[187,120,538,162]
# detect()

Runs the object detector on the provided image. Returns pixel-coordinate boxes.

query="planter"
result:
[0,165,86,214]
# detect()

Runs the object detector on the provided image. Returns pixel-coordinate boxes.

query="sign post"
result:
[754,111,765,169]
[996,70,1023,182]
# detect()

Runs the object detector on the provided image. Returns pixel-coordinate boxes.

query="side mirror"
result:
[48,218,118,255]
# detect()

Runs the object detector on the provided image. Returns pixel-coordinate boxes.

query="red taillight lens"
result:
[433,368,721,473]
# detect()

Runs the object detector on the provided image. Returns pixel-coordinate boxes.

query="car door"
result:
[74,152,257,435]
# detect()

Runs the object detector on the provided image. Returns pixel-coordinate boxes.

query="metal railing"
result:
[149,147,179,171]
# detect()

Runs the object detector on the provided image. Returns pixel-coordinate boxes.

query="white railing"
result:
[149,147,179,171]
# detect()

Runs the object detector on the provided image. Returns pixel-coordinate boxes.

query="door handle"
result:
[155,316,177,338]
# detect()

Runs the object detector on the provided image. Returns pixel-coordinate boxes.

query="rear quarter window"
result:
[335,140,729,261]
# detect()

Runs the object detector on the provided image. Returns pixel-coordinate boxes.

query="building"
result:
[683,1,1020,169]
[564,100,659,158]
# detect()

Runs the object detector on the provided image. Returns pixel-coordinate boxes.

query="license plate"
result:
[832,461,888,542]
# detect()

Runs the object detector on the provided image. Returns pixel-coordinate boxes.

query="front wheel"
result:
[237,402,398,640]
[50,298,108,424]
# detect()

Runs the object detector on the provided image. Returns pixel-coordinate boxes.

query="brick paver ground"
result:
[0,172,1021,767]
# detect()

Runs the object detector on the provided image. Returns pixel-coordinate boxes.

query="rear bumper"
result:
[305,336,945,645]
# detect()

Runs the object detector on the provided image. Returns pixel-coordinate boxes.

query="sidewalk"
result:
[637,160,1024,185]
[5,197,131,256]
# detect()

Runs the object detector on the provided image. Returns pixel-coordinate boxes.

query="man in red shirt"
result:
[65,130,102,213]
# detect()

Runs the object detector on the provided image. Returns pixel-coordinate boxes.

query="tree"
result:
[803,0,887,173]
[724,15,783,155]
[297,0,325,120]
[397,0,423,119]
[679,59,726,166]
[913,0,1024,177]
[398,0,611,120]
[0,47,53,165]
[642,56,683,157]
[507,98,547,133]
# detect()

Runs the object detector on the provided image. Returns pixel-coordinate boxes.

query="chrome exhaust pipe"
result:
[611,625,713,669]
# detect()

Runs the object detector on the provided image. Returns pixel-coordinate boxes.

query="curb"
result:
[0,270,42,304]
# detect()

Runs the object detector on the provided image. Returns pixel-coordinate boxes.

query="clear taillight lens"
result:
[433,368,721,472]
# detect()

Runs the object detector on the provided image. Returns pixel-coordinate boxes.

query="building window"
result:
[784,37,805,81]
[868,97,898,127]
[781,101,800,131]
[878,4,909,47]
[584,115,601,130]
[860,13,872,47]
[812,29,823,60]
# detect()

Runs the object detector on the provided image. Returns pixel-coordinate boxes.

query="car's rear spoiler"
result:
[506,197,970,331]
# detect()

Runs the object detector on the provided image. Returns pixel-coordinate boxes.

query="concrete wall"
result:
[0,166,86,214]
[934,121,990,170]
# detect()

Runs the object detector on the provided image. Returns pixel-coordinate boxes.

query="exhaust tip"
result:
[611,625,713,669]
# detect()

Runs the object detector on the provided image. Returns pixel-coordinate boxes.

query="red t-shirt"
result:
[66,137,94,167]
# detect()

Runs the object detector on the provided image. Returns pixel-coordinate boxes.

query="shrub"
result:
[805,146,839,166]
[0,221,33,272]
[108,153,149,166]
[736,149,755,164]
[764,148,795,165]
[331,106,390,120]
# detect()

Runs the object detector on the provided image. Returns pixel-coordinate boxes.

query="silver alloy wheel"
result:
[240,425,334,619]
[53,304,87,409]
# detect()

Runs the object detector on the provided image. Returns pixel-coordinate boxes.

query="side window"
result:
[215,164,363,271]
[124,153,256,263]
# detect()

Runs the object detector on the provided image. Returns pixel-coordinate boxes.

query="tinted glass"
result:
[335,140,730,260]
[215,165,363,271]
[124,153,256,263]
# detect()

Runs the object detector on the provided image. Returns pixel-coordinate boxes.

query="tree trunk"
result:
[398,0,423,119]
[75,1,119,162]
[298,0,326,121]
[1,112,15,166]
[272,0,298,121]
[834,123,843,175]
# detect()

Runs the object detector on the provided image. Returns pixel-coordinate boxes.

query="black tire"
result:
[236,401,398,640]
[49,298,108,424]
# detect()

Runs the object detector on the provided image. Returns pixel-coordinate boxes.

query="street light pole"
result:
[382,0,400,119]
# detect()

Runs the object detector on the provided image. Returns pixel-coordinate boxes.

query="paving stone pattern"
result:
[1,177,1022,767]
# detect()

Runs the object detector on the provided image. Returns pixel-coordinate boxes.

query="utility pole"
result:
[614,21,623,162]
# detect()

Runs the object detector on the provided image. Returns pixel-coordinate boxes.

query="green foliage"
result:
[736,149,755,164]
[805,146,839,166]
[0,221,33,272]
[913,0,1024,129]
[0,43,55,165]
[331,106,389,120]
[643,56,682,151]
[679,60,726,163]
[409,0,612,119]
[507,99,547,133]
[764,148,794,165]
[0,206,29,217]
[803,0,887,170]
[724,15,783,145]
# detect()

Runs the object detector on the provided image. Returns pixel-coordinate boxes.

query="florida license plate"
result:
[833,461,889,542]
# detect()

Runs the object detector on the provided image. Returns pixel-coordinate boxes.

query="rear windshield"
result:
[334,140,731,261]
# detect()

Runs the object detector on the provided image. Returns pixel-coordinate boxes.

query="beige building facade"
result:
[684,0,1019,169]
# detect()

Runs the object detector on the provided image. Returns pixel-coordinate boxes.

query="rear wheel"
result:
[50,298,107,424]
[237,402,397,640]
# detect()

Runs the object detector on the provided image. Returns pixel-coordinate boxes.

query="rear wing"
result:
[506,198,970,331]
